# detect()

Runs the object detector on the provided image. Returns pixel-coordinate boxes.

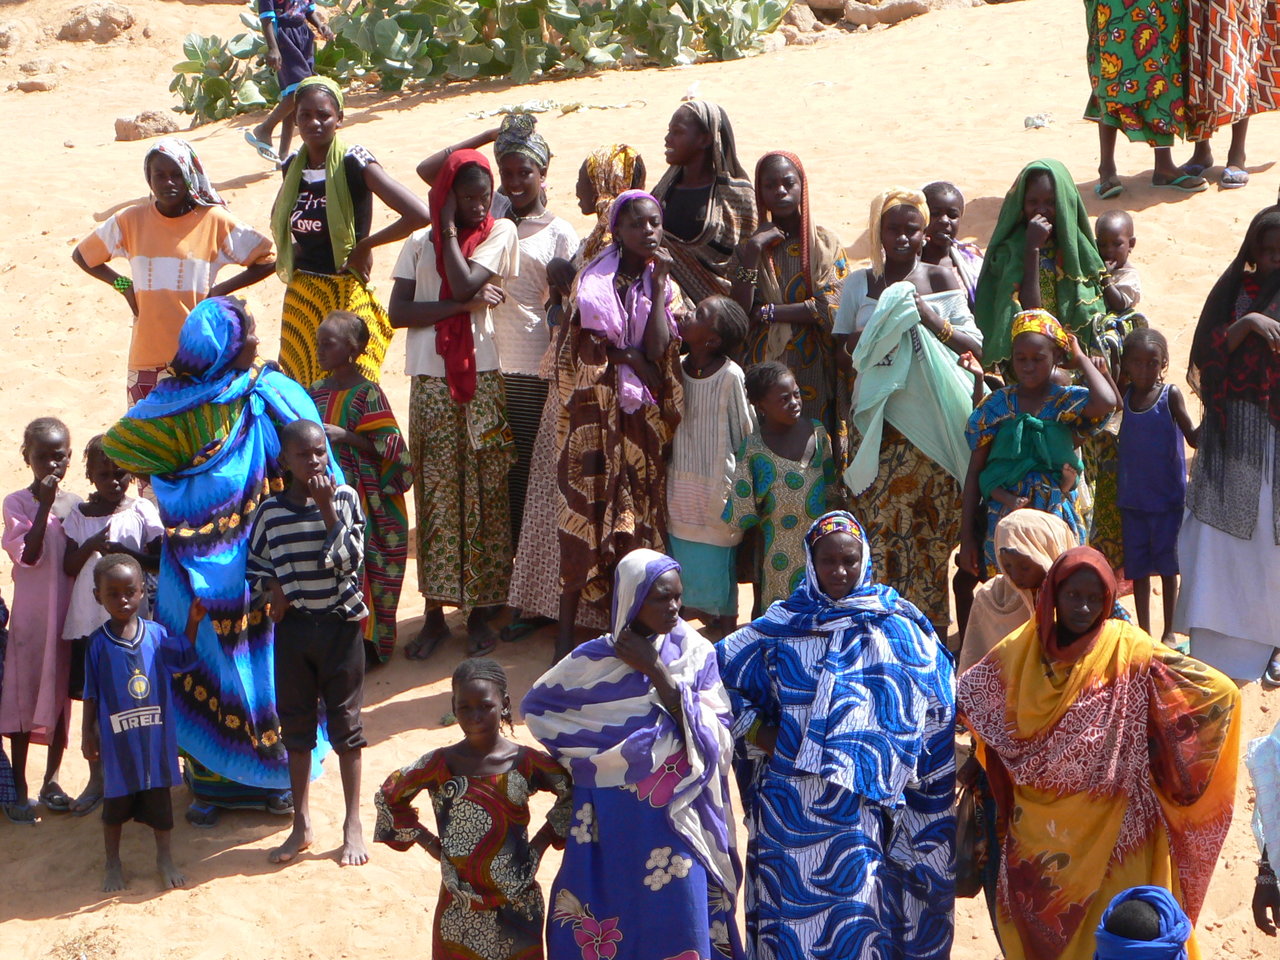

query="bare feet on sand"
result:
[158,852,186,889]
[103,859,126,892]
[339,820,369,867]
[269,826,313,864]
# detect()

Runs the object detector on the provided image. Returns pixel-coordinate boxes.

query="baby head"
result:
[1095,210,1136,270]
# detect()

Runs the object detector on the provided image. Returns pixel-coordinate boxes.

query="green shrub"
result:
[171,0,790,123]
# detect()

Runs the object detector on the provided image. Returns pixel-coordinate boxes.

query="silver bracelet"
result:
[1258,873,1279,887]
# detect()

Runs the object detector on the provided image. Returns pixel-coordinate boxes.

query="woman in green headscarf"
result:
[271,75,429,386]
[974,159,1110,366]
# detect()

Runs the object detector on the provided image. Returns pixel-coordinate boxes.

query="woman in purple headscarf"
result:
[523,548,742,960]
[552,189,685,659]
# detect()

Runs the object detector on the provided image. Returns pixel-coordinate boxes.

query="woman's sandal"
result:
[2,800,37,825]
[39,784,72,813]
[70,790,104,817]
[466,628,499,658]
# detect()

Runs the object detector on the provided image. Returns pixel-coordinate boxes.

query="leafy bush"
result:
[171,0,791,122]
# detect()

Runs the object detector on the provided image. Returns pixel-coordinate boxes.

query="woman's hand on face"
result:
[649,246,673,281]
[1026,214,1053,250]
[35,473,59,509]
[343,238,373,284]
[614,625,662,677]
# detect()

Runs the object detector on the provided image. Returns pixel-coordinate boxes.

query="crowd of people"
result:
[4,0,1280,954]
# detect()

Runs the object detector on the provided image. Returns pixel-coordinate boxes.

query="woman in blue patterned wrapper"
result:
[102,296,339,826]
[716,510,956,960]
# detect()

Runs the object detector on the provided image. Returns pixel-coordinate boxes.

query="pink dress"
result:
[0,489,77,743]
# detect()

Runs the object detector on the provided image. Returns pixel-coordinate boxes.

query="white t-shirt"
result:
[394,219,520,378]
[61,498,164,640]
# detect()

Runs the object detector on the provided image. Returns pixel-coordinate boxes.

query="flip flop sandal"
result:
[466,631,498,658]
[243,130,281,165]
[1153,173,1208,193]
[3,801,37,825]
[265,792,295,816]
[501,616,554,643]
[71,792,104,817]
[1221,166,1250,189]
[39,785,72,812]
[1181,162,1209,178]
[405,630,448,661]
[1094,180,1124,200]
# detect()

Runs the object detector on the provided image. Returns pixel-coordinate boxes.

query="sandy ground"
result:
[0,0,1278,956]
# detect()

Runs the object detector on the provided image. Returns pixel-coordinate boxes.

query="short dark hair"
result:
[280,418,326,450]
[454,163,492,193]
[83,433,108,467]
[452,657,513,731]
[1103,899,1163,942]
[22,417,69,457]
[1121,327,1169,366]
[93,552,142,588]
[1096,209,1135,236]
[923,180,964,206]
[699,295,748,356]
[744,361,793,404]
[322,310,370,356]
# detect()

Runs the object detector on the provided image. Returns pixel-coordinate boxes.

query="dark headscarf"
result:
[1035,546,1117,662]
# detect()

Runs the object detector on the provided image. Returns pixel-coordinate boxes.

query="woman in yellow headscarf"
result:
[959,546,1239,960]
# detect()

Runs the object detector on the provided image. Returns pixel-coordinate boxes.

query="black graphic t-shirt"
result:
[284,143,376,275]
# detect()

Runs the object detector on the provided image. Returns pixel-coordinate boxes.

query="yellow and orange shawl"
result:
[957,548,1239,960]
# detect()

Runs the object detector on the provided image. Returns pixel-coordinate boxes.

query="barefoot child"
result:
[960,311,1118,577]
[246,419,369,866]
[1118,329,1198,644]
[310,311,412,665]
[247,0,334,164]
[81,555,202,891]
[667,296,755,637]
[722,361,835,614]
[0,418,79,821]
[374,659,572,960]
[62,436,163,816]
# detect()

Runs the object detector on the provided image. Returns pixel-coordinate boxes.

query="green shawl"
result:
[270,86,356,283]
[978,412,1083,498]
[974,158,1107,364]
[845,281,974,494]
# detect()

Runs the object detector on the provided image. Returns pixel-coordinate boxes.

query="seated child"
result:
[1096,209,1141,314]
[667,296,755,637]
[722,361,835,614]
[63,435,163,815]
[246,418,369,867]
[374,658,572,960]
[81,554,203,891]
[1092,886,1191,960]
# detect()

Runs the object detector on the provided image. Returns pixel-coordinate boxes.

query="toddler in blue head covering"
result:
[1094,886,1192,960]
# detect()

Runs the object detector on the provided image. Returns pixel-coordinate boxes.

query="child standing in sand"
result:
[374,658,572,960]
[310,311,412,666]
[82,555,203,891]
[1,417,80,822]
[246,0,334,164]
[246,418,368,867]
[1118,329,1198,644]
[62,436,163,816]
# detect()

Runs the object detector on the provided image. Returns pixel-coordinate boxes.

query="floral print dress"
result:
[374,746,573,960]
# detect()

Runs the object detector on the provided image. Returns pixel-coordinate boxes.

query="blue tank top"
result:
[1117,383,1187,511]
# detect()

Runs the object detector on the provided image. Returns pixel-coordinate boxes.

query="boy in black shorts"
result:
[82,554,204,891]
[246,418,369,867]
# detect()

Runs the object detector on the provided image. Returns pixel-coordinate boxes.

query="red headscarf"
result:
[1034,545,1117,662]
[754,150,812,290]
[429,149,495,404]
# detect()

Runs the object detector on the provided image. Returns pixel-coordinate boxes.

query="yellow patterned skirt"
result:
[280,271,393,386]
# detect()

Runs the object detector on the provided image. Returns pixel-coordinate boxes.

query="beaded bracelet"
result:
[1258,873,1279,887]
[735,264,759,285]
[761,303,776,324]
[938,319,955,343]
[112,276,134,292]
[804,297,821,321]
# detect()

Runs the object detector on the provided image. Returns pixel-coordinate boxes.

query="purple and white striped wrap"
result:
[522,548,738,894]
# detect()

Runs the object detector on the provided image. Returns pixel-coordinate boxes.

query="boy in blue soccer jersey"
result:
[81,554,204,892]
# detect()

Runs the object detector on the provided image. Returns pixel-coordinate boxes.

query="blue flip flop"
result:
[1221,166,1250,189]
[244,130,281,166]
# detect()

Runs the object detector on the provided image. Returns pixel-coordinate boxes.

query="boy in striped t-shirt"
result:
[246,418,369,868]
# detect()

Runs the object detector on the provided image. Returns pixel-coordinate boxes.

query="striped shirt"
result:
[246,485,368,621]
[76,203,275,368]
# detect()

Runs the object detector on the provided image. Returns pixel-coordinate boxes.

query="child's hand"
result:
[464,283,506,313]
[1244,311,1280,352]
[957,351,984,378]
[90,529,113,554]
[307,474,336,511]
[1026,214,1053,249]
[991,488,1029,509]
[35,473,59,509]
[546,258,576,298]
[318,20,335,42]
[265,48,282,73]
[188,597,207,625]
[267,579,290,623]
[1060,462,1079,493]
